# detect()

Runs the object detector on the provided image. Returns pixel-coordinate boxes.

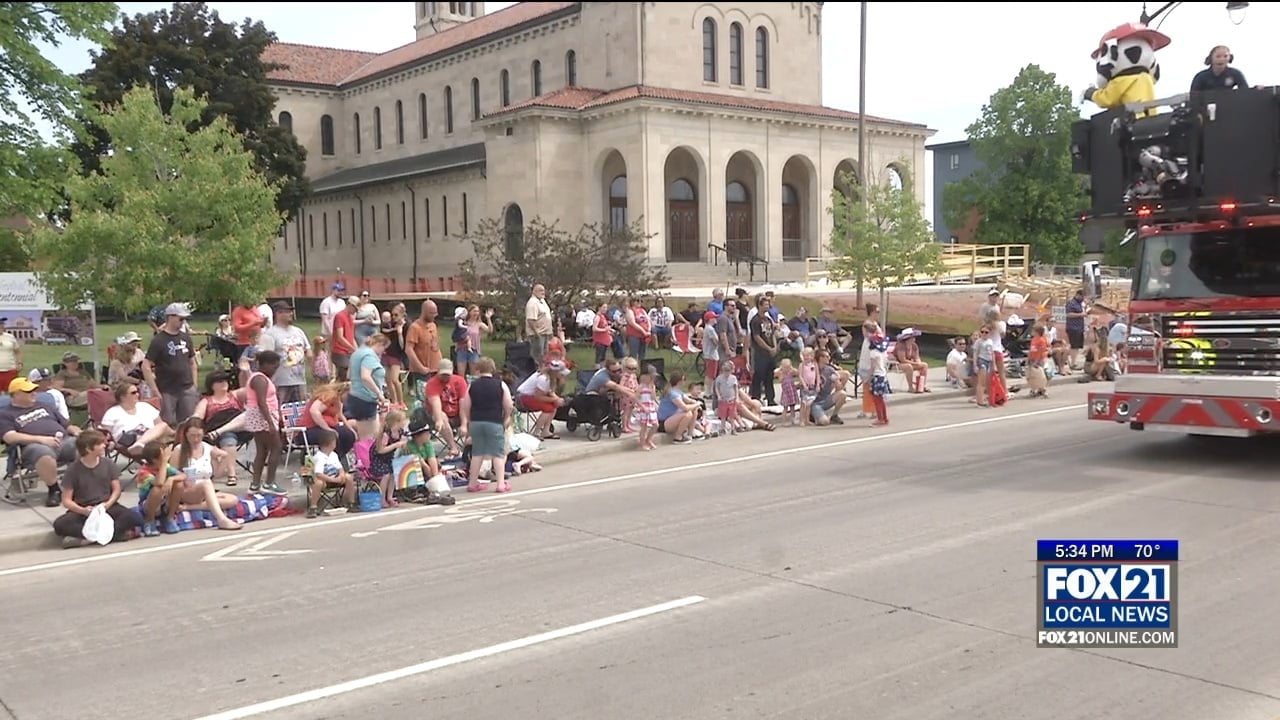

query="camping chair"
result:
[350,437,392,502]
[86,388,151,475]
[299,443,352,513]
[280,401,313,468]
[668,323,705,378]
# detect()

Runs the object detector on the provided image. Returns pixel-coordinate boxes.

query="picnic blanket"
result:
[131,492,291,533]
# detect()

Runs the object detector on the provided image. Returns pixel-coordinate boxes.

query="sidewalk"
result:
[0,365,1074,557]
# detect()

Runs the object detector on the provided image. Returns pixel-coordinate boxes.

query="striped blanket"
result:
[131,492,291,533]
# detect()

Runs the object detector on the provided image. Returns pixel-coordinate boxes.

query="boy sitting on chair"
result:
[307,428,356,518]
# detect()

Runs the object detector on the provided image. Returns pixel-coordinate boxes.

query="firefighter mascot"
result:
[1082,22,1170,118]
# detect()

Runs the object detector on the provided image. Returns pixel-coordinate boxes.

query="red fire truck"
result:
[1073,86,1280,437]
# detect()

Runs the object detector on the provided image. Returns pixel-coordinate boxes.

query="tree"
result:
[829,169,943,307]
[73,1,308,219]
[942,64,1088,264]
[27,86,287,314]
[459,218,669,335]
[1101,226,1137,268]
[0,2,118,220]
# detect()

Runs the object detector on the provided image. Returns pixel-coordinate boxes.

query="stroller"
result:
[1002,319,1030,378]
[556,371,623,441]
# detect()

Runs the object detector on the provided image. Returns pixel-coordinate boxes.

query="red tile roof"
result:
[489,85,926,129]
[262,43,379,87]
[264,2,577,87]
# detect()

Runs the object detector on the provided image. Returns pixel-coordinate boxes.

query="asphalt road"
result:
[3,384,1280,720]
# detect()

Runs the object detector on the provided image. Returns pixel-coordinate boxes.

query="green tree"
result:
[0,2,118,221]
[73,1,308,219]
[28,86,287,314]
[1101,227,1137,268]
[829,169,943,306]
[459,218,669,336]
[942,64,1087,264]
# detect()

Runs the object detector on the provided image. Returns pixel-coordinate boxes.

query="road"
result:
[2,384,1280,720]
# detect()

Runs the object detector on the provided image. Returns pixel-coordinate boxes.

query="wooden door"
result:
[667,201,699,261]
[726,202,754,259]
[782,203,802,260]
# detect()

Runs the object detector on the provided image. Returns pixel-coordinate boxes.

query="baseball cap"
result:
[703,311,718,323]
[438,359,454,375]
[165,302,191,318]
[27,368,50,382]
[8,377,37,394]
[272,300,294,311]
[62,351,80,362]
[333,282,345,291]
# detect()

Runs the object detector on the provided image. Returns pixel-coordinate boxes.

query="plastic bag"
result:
[82,505,114,546]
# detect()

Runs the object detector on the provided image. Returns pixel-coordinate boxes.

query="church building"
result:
[265,1,934,291]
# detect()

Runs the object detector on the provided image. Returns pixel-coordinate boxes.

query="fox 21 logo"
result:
[1045,565,1171,601]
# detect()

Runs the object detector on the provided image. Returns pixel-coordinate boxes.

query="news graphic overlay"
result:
[1037,540,1178,649]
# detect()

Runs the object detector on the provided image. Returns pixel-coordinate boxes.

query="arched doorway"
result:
[726,181,753,259]
[885,163,907,191]
[725,150,761,260]
[504,203,524,259]
[663,146,704,262]
[600,148,627,231]
[781,185,801,260]
[667,180,699,261]
[834,158,860,202]
[781,154,816,261]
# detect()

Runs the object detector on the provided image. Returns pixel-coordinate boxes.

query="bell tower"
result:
[415,2,486,40]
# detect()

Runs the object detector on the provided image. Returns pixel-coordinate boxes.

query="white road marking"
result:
[0,403,1086,578]
[192,594,708,720]
[199,531,313,563]
[350,498,558,537]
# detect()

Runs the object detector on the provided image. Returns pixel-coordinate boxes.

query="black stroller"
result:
[1003,321,1030,378]
[556,370,623,441]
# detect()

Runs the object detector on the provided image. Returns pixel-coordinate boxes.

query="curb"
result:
[886,373,1078,408]
[0,489,313,559]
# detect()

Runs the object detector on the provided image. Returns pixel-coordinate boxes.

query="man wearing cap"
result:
[816,307,851,359]
[0,376,81,506]
[27,368,69,422]
[319,282,347,339]
[144,303,200,426]
[423,358,468,457]
[264,300,312,405]
[52,351,100,410]
[0,316,21,390]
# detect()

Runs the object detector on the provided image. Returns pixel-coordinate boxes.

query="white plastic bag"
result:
[82,504,114,546]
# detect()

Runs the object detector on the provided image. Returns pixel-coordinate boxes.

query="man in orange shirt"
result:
[405,300,442,404]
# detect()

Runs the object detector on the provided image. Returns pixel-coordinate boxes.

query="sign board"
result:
[1051,305,1066,326]
[0,273,97,349]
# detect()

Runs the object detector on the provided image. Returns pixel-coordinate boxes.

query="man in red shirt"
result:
[331,298,357,382]
[424,358,468,457]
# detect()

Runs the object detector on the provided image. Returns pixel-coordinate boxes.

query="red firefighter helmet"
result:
[1090,22,1172,60]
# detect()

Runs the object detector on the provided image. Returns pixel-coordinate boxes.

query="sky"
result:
[24,1,1280,222]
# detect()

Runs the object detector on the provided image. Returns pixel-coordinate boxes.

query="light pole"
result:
[856,2,883,325]
[1139,2,1248,25]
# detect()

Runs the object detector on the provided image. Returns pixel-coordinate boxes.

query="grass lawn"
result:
[37,319,948,391]
[35,320,708,392]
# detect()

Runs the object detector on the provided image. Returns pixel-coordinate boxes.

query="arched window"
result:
[702,18,718,82]
[277,111,293,133]
[470,77,481,121]
[444,86,454,133]
[504,203,524,259]
[500,69,510,107]
[373,106,383,150]
[565,50,577,87]
[729,23,744,85]
[395,100,404,144]
[782,184,798,206]
[319,114,334,156]
[668,179,696,202]
[726,181,749,203]
[418,93,428,139]
[887,165,906,191]
[609,175,627,230]
[353,112,362,154]
[531,59,543,96]
[755,27,770,88]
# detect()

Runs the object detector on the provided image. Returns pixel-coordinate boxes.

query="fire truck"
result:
[1073,86,1280,437]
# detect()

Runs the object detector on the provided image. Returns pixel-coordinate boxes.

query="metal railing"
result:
[707,241,769,283]
[803,243,1032,287]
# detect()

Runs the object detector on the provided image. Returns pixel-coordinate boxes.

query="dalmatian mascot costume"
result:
[1083,22,1184,201]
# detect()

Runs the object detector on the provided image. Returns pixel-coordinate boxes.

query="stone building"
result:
[266,1,934,290]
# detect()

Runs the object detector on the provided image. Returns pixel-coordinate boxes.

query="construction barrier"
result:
[269,274,465,299]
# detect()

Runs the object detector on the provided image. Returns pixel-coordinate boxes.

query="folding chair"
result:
[668,324,705,378]
[280,401,313,467]
[300,446,350,513]
[86,388,151,475]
